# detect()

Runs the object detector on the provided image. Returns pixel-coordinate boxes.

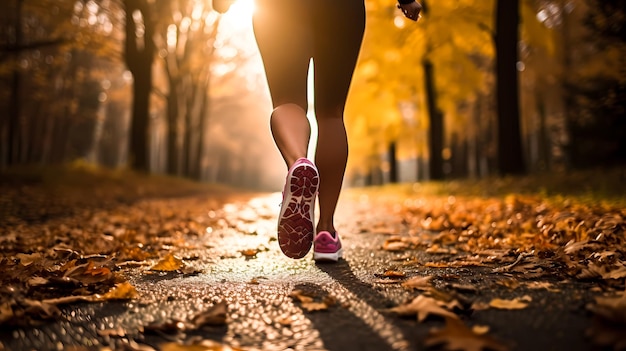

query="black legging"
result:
[252,0,366,115]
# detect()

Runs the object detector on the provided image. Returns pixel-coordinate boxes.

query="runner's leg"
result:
[312,0,366,234]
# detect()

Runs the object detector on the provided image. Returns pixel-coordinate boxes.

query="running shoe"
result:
[313,231,343,262]
[277,158,319,259]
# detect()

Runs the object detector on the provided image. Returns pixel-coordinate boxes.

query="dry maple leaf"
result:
[425,317,509,351]
[388,295,458,322]
[488,296,531,310]
[150,253,184,271]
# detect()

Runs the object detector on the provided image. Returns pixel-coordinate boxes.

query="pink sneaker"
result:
[313,231,343,262]
[277,158,319,259]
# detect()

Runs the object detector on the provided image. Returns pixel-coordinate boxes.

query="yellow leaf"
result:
[489,296,531,310]
[98,282,138,301]
[150,253,184,271]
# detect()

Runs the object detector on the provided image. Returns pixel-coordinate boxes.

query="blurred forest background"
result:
[0,0,624,190]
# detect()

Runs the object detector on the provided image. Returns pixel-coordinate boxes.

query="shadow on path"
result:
[293,260,428,351]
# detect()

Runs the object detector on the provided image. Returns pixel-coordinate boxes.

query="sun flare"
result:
[224,0,255,22]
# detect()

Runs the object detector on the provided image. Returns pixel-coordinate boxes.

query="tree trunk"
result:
[387,142,398,183]
[421,0,444,180]
[194,89,209,180]
[6,0,24,166]
[124,0,155,172]
[423,59,444,180]
[166,81,180,175]
[495,0,525,175]
[183,82,195,178]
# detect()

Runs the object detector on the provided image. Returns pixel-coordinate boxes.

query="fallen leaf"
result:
[42,282,138,305]
[240,249,258,258]
[472,325,490,335]
[449,283,478,294]
[383,270,406,278]
[489,296,531,310]
[424,262,451,268]
[0,303,14,324]
[192,301,228,327]
[425,317,509,351]
[301,301,329,312]
[496,279,521,290]
[289,290,334,312]
[27,276,49,287]
[289,290,314,303]
[63,260,115,285]
[97,327,126,337]
[603,264,626,280]
[388,295,458,322]
[525,281,560,292]
[426,245,458,255]
[97,282,138,301]
[402,275,433,290]
[16,253,42,266]
[150,253,184,271]
[160,339,245,351]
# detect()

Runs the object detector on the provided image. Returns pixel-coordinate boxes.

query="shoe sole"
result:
[313,248,343,262]
[278,162,319,259]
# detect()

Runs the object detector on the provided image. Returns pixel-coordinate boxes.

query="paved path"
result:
[0,193,598,351]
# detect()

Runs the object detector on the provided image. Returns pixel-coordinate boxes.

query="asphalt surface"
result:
[0,193,602,351]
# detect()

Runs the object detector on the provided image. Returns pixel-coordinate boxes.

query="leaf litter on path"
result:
[425,317,509,351]
[387,295,459,322]
[289,289,337,312]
